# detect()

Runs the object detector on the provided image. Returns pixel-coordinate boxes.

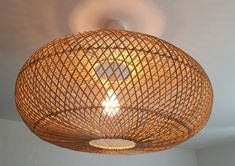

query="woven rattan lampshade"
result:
[15,29,213,154]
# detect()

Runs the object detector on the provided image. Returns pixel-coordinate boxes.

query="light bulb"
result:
[102,89,120,117]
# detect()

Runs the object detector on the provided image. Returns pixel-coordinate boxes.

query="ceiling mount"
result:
[69,0,165,36]
[99,18,125,30]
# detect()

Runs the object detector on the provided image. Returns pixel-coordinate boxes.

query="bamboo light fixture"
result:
[15,29,213,154]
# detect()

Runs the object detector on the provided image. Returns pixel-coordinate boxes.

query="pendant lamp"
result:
[15,21,213,154]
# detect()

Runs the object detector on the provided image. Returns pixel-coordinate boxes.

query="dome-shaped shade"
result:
[15,29,213,154]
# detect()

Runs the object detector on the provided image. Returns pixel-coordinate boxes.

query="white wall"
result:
[197,142,235,166]
[0,118,198,166]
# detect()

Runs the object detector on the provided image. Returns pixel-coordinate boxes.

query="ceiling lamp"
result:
[15,19,213,154]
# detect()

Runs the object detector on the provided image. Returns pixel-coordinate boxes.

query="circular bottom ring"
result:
[89,138,136,150]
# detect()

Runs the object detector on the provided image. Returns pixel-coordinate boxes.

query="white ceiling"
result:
[0,0,235,150]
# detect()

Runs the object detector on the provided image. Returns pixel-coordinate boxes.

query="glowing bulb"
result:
[102,89,120,117]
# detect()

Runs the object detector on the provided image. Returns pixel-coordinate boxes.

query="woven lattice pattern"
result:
[15,29,213,154]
